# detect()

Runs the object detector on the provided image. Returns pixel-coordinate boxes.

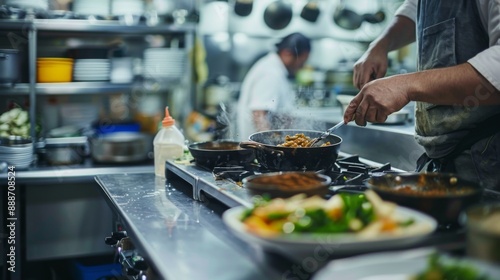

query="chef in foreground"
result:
[345,0,500,189]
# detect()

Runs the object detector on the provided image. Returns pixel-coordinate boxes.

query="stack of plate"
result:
[0,138,33,170]
[6,0,49,10]
[73,59,110,82]
[143,48,186,79]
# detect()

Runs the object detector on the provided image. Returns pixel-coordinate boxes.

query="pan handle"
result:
[239,141,284,157]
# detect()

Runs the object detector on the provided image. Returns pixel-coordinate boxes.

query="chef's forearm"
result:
[369,15,416,54]
[406,63,500,105]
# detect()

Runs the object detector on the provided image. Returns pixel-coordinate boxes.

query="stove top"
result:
[212,155,394,186]
[165,153,397,208]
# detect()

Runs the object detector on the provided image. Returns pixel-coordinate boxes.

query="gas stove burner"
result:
[211,154,394,188]
[213,165,260,182]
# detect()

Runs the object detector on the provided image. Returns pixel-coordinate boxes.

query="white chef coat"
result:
[236,52,295,141]
[396,0,500,91]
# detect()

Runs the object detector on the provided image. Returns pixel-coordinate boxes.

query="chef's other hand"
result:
[353,45,389,90]
[344,76,410,126]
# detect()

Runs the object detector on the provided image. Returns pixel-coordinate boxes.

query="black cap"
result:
[275,32,311,56]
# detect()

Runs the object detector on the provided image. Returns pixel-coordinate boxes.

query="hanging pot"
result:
[234,0,253,17]
[333,0,385,30]
[0,49,20,86]
[300,1,320,23]
[263,1,293,30]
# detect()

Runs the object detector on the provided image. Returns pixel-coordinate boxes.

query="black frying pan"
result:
[188,140,255,169]
[240,129,342,171]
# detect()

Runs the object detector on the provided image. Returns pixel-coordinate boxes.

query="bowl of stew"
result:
[243,171,331,198]
[366,172,483,225]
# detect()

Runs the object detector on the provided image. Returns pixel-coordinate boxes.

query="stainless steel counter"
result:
[96,170,471,280]
[96,173,295,280]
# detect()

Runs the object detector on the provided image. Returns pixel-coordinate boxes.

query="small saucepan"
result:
[240,129,342,171]
[188,140,255,170]
[366,172,483,225]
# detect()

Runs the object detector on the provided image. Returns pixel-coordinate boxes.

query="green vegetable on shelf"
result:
[0,106,33,138]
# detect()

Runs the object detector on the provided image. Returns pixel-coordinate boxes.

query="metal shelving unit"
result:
[0,82,135,95]
[0,18,196,141]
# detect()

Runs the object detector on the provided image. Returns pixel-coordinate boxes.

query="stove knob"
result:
[111,231,127,240]
[105,231,128,246]
[104,236,118,246]
[132,255,149,271]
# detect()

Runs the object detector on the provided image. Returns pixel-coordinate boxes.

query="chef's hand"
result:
[353,45,389,90]
[344,76,411,126]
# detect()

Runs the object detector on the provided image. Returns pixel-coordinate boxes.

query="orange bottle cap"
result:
[162,106,175,126]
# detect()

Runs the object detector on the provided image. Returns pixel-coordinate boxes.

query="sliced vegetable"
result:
[241,190,416,237]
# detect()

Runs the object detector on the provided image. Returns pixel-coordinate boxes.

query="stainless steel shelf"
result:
[0,82,136,95]
[35,82,135,94]
[0,20,33,31]
[35,19,196,34]
[0,19,196,34]
[0,84,30,95]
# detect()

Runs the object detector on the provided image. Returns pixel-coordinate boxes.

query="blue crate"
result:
[70,260,122,280]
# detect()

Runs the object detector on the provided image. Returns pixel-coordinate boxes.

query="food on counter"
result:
[0,107,31,138]
[240,190,422,237]
[391,185,476,196]
[277,133,330,147]
[246,172,325,190]
[412,253,492,280]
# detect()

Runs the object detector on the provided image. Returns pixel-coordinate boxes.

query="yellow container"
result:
[37,58,73,83]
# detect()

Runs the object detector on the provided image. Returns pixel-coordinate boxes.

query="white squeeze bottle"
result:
[154,106,185,178]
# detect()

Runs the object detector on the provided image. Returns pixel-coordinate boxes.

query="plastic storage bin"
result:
[70,260,122,280]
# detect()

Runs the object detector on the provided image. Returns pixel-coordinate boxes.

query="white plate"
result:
[223,206,437,261]
[0,147,33,154]
[312,248,500,280]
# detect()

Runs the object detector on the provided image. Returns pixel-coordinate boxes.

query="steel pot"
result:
[366,172,483,225]
[41,137,89,165]
[90,132,150,163]
[0,49,20,85]
[188,140,255,169]
[240,129,342,171]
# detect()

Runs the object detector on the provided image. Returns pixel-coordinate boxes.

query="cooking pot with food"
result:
[240,129,342,171]
[366,172,483,225]
[244,171,331,198]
